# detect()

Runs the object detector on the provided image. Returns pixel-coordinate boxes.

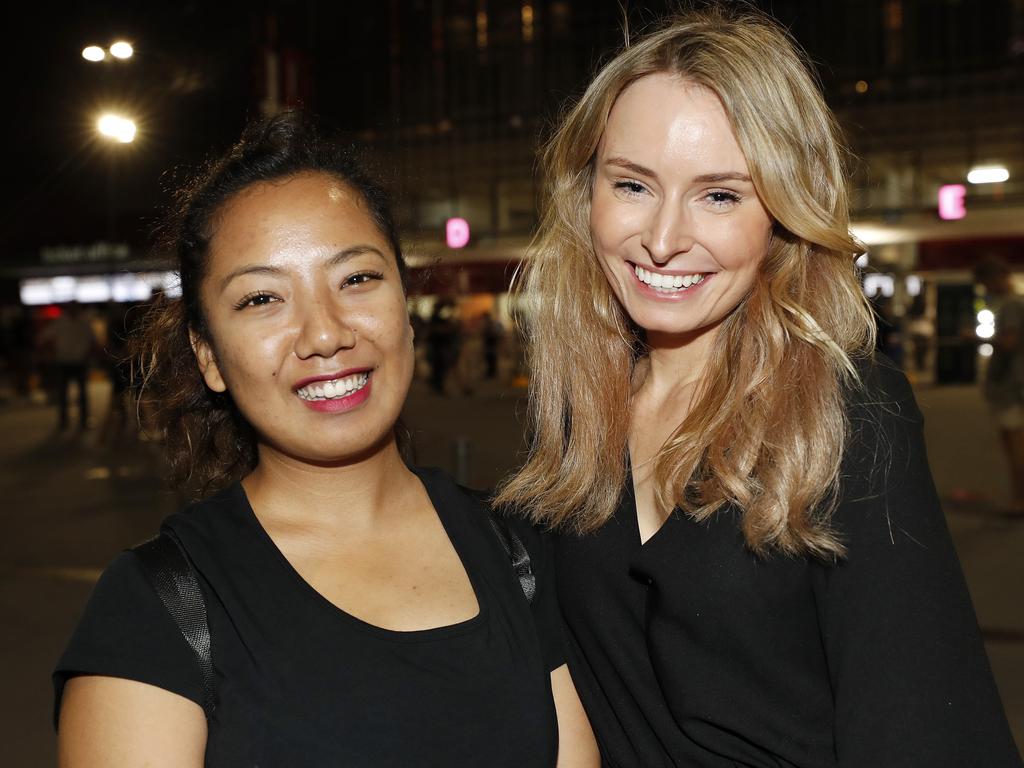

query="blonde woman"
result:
[497,7,1021,767]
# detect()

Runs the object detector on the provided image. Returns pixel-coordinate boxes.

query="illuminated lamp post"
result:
[95,113,138,238]
[82,40,134,62]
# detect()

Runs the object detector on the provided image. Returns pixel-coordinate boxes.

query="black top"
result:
[55,466,564,767]
[556,359,1022,767]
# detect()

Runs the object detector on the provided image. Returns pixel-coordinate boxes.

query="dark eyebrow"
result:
[218,245,388,294]
[604,156,752,186]
[218,265,283,294]
[326,244,387,267]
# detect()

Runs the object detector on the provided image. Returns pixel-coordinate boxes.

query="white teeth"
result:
[633,265,706,292]
[297,372,370,401]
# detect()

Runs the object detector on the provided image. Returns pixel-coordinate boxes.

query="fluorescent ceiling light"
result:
[967,166,1009,184]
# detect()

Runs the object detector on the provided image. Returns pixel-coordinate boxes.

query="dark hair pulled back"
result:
[134,110,405,498]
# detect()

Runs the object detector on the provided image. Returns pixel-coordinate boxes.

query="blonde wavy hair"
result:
[495,5,875,558]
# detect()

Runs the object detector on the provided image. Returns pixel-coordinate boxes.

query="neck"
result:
[641,324,719,401]
[242,438,419,535]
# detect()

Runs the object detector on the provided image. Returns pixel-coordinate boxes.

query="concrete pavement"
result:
[1,378,1021,765]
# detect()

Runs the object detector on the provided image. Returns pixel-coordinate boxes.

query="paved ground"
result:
[1,377,1021,765]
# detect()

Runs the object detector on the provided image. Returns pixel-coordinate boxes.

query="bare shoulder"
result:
[58,675,206,768]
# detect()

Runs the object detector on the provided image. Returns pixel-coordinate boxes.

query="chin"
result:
[266,425,399,468]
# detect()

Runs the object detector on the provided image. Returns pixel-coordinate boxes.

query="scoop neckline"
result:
[233,467,488,643]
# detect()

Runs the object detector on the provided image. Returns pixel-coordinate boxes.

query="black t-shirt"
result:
[556,358,1022,767]
[55,466,564,767]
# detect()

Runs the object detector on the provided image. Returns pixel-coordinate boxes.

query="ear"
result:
[189,329,227,393]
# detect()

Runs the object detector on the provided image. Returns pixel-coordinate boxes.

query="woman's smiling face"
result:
[193,171,414,466]
[590,73,774,344]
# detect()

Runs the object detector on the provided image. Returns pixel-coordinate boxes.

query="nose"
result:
[641,200,696,265]
[293,298,357,359]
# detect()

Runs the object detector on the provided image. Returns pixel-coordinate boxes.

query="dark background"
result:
[5,0,1019,267]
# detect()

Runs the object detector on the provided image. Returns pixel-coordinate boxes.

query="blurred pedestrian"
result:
[427,299,459,394]
[99,303,132,441]
[871,293,904,368]
[974,256,1024,513]
[482,311,504,379]
[1,307,33,399]
[453,312,482,395]
[40,302,95,430]
[906,293,934,376]
[497,6,1021,765]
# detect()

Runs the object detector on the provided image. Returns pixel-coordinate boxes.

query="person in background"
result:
[98,303,133,441]
[427,298,460,394]
[54,112,597,767]
[905,293,934,377]
[483,310,504,379]
[871,293,904,368]
[40,302,96,431]
[974,255,1024,514]
[497,6,1021,766]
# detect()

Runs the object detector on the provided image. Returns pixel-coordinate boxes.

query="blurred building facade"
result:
[5,1,1024,386]
[825,0,1024,382]
[315,0,1024,382]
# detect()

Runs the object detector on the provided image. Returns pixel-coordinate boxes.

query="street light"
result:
[82,41,134,62]
[967,166,1010,184]
[109,41,133,59]
[97,113,136,143]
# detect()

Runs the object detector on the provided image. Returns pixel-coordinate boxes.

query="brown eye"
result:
[233,291,280,310]
[342,271,384,288]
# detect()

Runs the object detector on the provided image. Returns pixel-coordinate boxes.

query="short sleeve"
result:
[819,360,1021,765]
[507,518,567,673]
[53,550,205,726]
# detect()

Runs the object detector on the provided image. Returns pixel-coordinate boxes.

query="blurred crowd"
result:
[0,294,530,435]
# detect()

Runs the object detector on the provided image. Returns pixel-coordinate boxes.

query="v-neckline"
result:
[626,452,676,548]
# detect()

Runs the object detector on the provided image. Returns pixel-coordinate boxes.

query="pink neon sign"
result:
[938,184,966,221]
[446,217,470,249]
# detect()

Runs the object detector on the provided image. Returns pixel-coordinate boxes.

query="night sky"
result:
[6,2,258,261]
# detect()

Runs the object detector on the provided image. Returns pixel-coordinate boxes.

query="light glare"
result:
[97,114,137,143]
[977,309,995,325]
[967,167,1009,184]
[937,184,966,220]
[976,324,995,339]
[82,46,105,62]
[979,343,994,358]
[109,41,133,59]
[446,217,470,249]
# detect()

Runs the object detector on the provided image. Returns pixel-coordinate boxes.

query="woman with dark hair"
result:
[497,5,1020,767]
[54,113,597,767]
